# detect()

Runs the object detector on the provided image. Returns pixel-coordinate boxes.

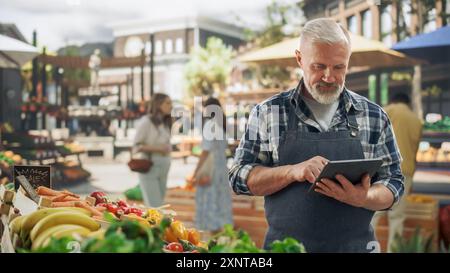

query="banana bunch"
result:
[8,207,102,251]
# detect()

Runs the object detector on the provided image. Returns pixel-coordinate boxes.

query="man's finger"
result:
[362,173,371,190]
[311,167,321,178]
[321,179,344,197]
[335,174,353,191]
[304,170,316,184]
[316,181,332,193]
[315,188,334,198]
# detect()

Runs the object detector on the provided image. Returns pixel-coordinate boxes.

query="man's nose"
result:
[322,68,336,83]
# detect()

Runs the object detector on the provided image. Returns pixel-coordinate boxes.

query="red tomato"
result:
[166,242,184,252]
[128,207,143,217]
[116,200,128,208]
[106,203,119,214]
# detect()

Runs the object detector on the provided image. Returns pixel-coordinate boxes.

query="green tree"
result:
[184,37,233,97]
[237,1,305,90]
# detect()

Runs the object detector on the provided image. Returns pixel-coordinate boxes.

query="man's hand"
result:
[315,173,371,208]
[287,156,329,184]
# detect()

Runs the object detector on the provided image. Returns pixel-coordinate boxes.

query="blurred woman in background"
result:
[133,93,172,207]
[191,97,233,234]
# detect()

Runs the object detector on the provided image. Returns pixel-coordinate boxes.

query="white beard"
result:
[304,79,344,105]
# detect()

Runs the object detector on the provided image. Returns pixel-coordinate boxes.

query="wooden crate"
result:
[163,188,268,248]
[375,194,440,252]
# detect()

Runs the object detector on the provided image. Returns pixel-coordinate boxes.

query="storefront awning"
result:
[392,26,450,64]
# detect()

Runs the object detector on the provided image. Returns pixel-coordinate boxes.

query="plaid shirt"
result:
[229,81,405,205]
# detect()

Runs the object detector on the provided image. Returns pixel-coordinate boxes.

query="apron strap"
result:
[346,108,360,137]
[287,101,299,131]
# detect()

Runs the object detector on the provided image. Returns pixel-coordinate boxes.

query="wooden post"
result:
[131,67,135,105]
[30,30,38,130]
[149,33,155,97]
[140,49,145,101]
[118,84,122,128]
[1,190,15,215]
[41,47,47,130]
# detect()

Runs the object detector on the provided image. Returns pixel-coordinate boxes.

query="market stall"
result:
[0,125,91,185]
[0,178,305,254]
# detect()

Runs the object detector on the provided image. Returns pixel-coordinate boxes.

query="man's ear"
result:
[295,49,302,68]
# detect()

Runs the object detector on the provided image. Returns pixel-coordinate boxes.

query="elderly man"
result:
[229,18,404,253]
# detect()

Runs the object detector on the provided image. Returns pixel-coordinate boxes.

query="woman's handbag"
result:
[194,153,214,186]
[128,148,153,173]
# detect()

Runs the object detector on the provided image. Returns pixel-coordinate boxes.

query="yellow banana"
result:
[9,215,27,235]
[20,207,91,240]
[31,224,90,251]
[87,229,106,240]
[30,211,100,242]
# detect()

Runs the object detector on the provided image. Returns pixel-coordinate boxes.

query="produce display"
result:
[56,142,86,155]
[2,185,306,253]
[416,146,450,163]
[0,150,23,167]
[424,116,450,132]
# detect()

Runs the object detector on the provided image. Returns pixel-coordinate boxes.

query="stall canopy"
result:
[239,33,424,69]
[392,26,450,63]
[0,34,39,68]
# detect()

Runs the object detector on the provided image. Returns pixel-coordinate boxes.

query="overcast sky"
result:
[0,0,301,51]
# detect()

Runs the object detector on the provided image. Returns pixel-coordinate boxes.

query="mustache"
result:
[315,82,339,88]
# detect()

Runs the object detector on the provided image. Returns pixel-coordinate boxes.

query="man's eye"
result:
[313,65,324,70]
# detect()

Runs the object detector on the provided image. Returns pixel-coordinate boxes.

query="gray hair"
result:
[300,18,351,48]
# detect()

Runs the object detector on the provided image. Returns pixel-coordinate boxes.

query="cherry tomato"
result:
[128,207,143,217]
[106,203,119,215]
[116,200,128,208]
[166,242,184,252]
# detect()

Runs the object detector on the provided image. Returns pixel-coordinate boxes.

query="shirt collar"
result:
[290,78,364,113]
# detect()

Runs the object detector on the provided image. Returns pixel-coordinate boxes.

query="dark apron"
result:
[264,100,375,253]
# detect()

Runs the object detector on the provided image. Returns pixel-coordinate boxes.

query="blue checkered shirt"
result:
[229,82,405,205]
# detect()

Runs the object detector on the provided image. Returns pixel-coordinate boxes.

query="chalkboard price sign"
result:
[14,165,52,191]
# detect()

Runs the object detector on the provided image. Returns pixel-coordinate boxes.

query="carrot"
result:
[95,206,107,212]
[62,195,81,202]
[61,190,80,198]
[75,201,103,217]
[37,186,61,196]
[50,193,70,202]
[51,201,76,207]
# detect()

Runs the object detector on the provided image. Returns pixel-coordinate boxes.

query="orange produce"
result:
[164,227,178,243]
[187,228,200,245]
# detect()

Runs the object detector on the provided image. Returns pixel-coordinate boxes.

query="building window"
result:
[345,0,362,9]
[347,15,357,34]
[381,5,392,46]
[124,36,144,57]
[398,0,412,41]
[361,9,372,39]
[446,0,450,25]
[155,40,163,55]
[165,39,173,54]
[327,1,339,16]
[175,38,184,53]
[423,8,437,33]
[145,41,152,55]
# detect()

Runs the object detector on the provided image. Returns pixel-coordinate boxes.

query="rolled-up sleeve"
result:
[229,105,272,195]
[371,112,405,209]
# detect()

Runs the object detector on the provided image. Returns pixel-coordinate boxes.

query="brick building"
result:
[302,0,450,116]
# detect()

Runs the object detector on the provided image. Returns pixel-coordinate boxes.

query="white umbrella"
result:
[0,34,39,68]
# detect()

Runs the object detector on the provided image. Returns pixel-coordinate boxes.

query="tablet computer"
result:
[308,158,383,192]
